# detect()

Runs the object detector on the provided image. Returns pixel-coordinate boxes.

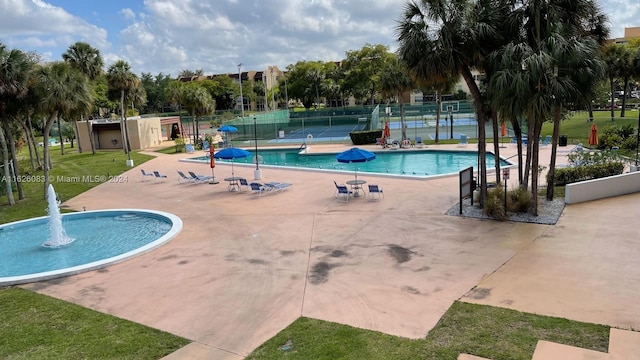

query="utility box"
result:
[559,135,568,147]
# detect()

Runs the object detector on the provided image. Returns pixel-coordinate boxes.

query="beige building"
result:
[611,26,640,45]
[77,117,174,151]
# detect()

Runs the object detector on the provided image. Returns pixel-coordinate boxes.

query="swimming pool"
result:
[183,149,509,178]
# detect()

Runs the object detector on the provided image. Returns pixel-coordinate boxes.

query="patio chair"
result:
[238,178,249,191]
[334,181,351,202]
[177,171,194,184]
[188,171,212,184]
[415,136,424,148]
[140,169,155,182]
[185,144,195,153]
[202,140,210,151]
[153,171,168,183]
[458,134,468,147]
[368,184,384,200]
[541,135,551,146]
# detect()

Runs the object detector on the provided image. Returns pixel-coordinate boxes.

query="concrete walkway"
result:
[20,143,640,359]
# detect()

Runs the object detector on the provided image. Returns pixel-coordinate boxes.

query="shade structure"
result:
[214,147,251,177]
[208,145,218,184]
[218,125,238,147]
[383,122,391,140]
[589,124,598,146]
[218,125,238,132]
[336,147,376,181]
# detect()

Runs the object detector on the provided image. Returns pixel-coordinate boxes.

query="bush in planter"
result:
[349,130,382,145]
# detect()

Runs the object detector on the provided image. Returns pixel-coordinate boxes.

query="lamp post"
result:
[270,67,275,111]
[253,116,262,179]
[238,63,244,119]
[284,72,289,109]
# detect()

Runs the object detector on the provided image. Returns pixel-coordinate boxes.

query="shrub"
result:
[507,186,531,213]
[174,135,185,153]
[349,130,383,145]
[483,184,508,221]
[553,162,624,186]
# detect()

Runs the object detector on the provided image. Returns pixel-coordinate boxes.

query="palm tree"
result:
[62,42,104,155]
[397,0,511,206]
[601,43,625,122]
[179,84,213,144]
[107,60,139,163]
[0,43,31,204]
[380,56,414,141]
[34,62,91,196]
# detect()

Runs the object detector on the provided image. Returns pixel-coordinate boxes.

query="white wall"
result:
[565,171,640,204]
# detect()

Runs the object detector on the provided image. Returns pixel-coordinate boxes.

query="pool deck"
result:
[20,142,640,359]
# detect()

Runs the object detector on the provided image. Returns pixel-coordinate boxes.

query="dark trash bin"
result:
[559,135,568,147]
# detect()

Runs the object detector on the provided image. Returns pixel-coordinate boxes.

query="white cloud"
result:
[0,0,109,57]
[120,8,136,21]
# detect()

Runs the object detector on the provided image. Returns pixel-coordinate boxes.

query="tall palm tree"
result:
[180,84,214,145]
[63,42,104,155]
[601,43,625,122]
[380,57,414,141]
[0,43,31,204]
[397,0,511,206]
[107,60,139,162]
[34,62,91,196]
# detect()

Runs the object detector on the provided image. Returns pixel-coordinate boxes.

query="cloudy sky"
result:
[0,0,638,77]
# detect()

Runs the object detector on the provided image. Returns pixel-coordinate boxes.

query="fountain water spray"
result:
[43,184,74,248]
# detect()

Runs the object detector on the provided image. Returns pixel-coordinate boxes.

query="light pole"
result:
[253,116,262,179]
[284,72,289,109]
[238,63,244,119]
[270,67,275,111]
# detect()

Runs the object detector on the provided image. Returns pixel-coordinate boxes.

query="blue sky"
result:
[0,0,638,77]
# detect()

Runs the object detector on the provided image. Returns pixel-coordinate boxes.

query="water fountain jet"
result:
[43,184,74,248]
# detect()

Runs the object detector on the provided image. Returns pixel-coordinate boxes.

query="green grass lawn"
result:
[246,302,610,360]
[0,288,189,360]
[541,109,640,145]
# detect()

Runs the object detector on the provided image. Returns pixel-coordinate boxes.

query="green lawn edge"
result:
[247,301,610,360]
[0,287,189,360]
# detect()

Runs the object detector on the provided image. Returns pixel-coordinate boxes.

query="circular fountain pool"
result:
[0,209,182,286]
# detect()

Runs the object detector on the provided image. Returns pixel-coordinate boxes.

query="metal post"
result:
[238,63,244,119]
[270,67,275,111]
[636,110,640,167]
[253,116,262,179]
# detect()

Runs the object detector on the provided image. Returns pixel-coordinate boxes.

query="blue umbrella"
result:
[218,125,238,147]
[218,125,238,132]
[214,147,251,177]
[336,147,376,181]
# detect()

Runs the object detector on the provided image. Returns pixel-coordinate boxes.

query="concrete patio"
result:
[19,143,640,359]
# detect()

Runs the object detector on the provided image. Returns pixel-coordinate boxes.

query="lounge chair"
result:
[265,182,293,193]
[368,184,384,200]
[153,171,168,183]
[458,134,468,147]
[202,140,210,151]
[185,144,195,153]
[541,135,551,146]
[177,171,193,184]
[140,169,155,182]
[250,182,271,197]
[188,171,213,184]
[415,137,424,148]
[334,181,351,202]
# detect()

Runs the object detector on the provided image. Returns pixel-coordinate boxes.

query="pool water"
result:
[187,149,508,177]
[0,210,181,284]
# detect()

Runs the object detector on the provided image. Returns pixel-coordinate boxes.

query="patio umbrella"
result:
[208,146,219,184]
[589,124,598,147]
[214,147,251,177]
[336,147,376,181]
[383,122,391,140]
[218,125,238,147]
[500,122,507,147]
